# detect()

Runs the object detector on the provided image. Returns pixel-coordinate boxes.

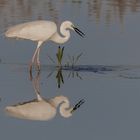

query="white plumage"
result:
[5,68,85,121]
[5,20,85,71]
[5,95,73,121]
[5,21,57,41]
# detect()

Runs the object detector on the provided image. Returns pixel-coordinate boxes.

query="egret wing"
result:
[5,100,56,121]
[5,20,57,42]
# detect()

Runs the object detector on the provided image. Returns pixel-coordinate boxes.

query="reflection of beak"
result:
[72,26,85,38]
[71,99,85,113]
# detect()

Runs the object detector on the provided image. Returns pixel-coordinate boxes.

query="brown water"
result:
[1,0,140,140]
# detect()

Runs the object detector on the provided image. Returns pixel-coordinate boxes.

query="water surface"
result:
[1,0,140,140]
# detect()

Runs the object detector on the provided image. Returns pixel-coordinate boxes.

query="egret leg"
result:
[29,48,38,73]
[29,47,38,72]
[29,41,43,72]
[32,71,43,101]
[36,47,41,70]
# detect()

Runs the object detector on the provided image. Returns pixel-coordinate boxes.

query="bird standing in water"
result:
[5,20,85,71]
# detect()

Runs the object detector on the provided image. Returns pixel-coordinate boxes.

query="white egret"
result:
[5,95,84,121]
[5,20,85,71]
[5,71,85,121]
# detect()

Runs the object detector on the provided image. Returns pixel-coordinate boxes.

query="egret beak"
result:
[72,25,85,38]
[71,99,85,113]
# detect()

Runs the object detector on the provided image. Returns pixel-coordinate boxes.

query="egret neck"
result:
[50,95,72,118]
[50,22,71,44]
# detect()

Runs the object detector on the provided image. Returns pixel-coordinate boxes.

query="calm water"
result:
[1,0,140,139]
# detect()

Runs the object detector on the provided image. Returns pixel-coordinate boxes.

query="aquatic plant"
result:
[47,46,83,67]
[56,46,64,67]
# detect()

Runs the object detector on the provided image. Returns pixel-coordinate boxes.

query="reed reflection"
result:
[0,0,140,30]
[46,67,83,88]
[5,71,85,121]
[87,0,140,24]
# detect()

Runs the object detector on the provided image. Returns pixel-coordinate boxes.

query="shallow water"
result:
[1,0,140,140]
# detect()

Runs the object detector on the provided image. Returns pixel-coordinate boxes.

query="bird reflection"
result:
[5,71,85,121]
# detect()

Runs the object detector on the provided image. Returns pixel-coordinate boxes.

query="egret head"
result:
[59,98,85,118]
[62,21,85,38]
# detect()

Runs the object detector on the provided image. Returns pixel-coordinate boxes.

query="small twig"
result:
[75,52,83,64]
